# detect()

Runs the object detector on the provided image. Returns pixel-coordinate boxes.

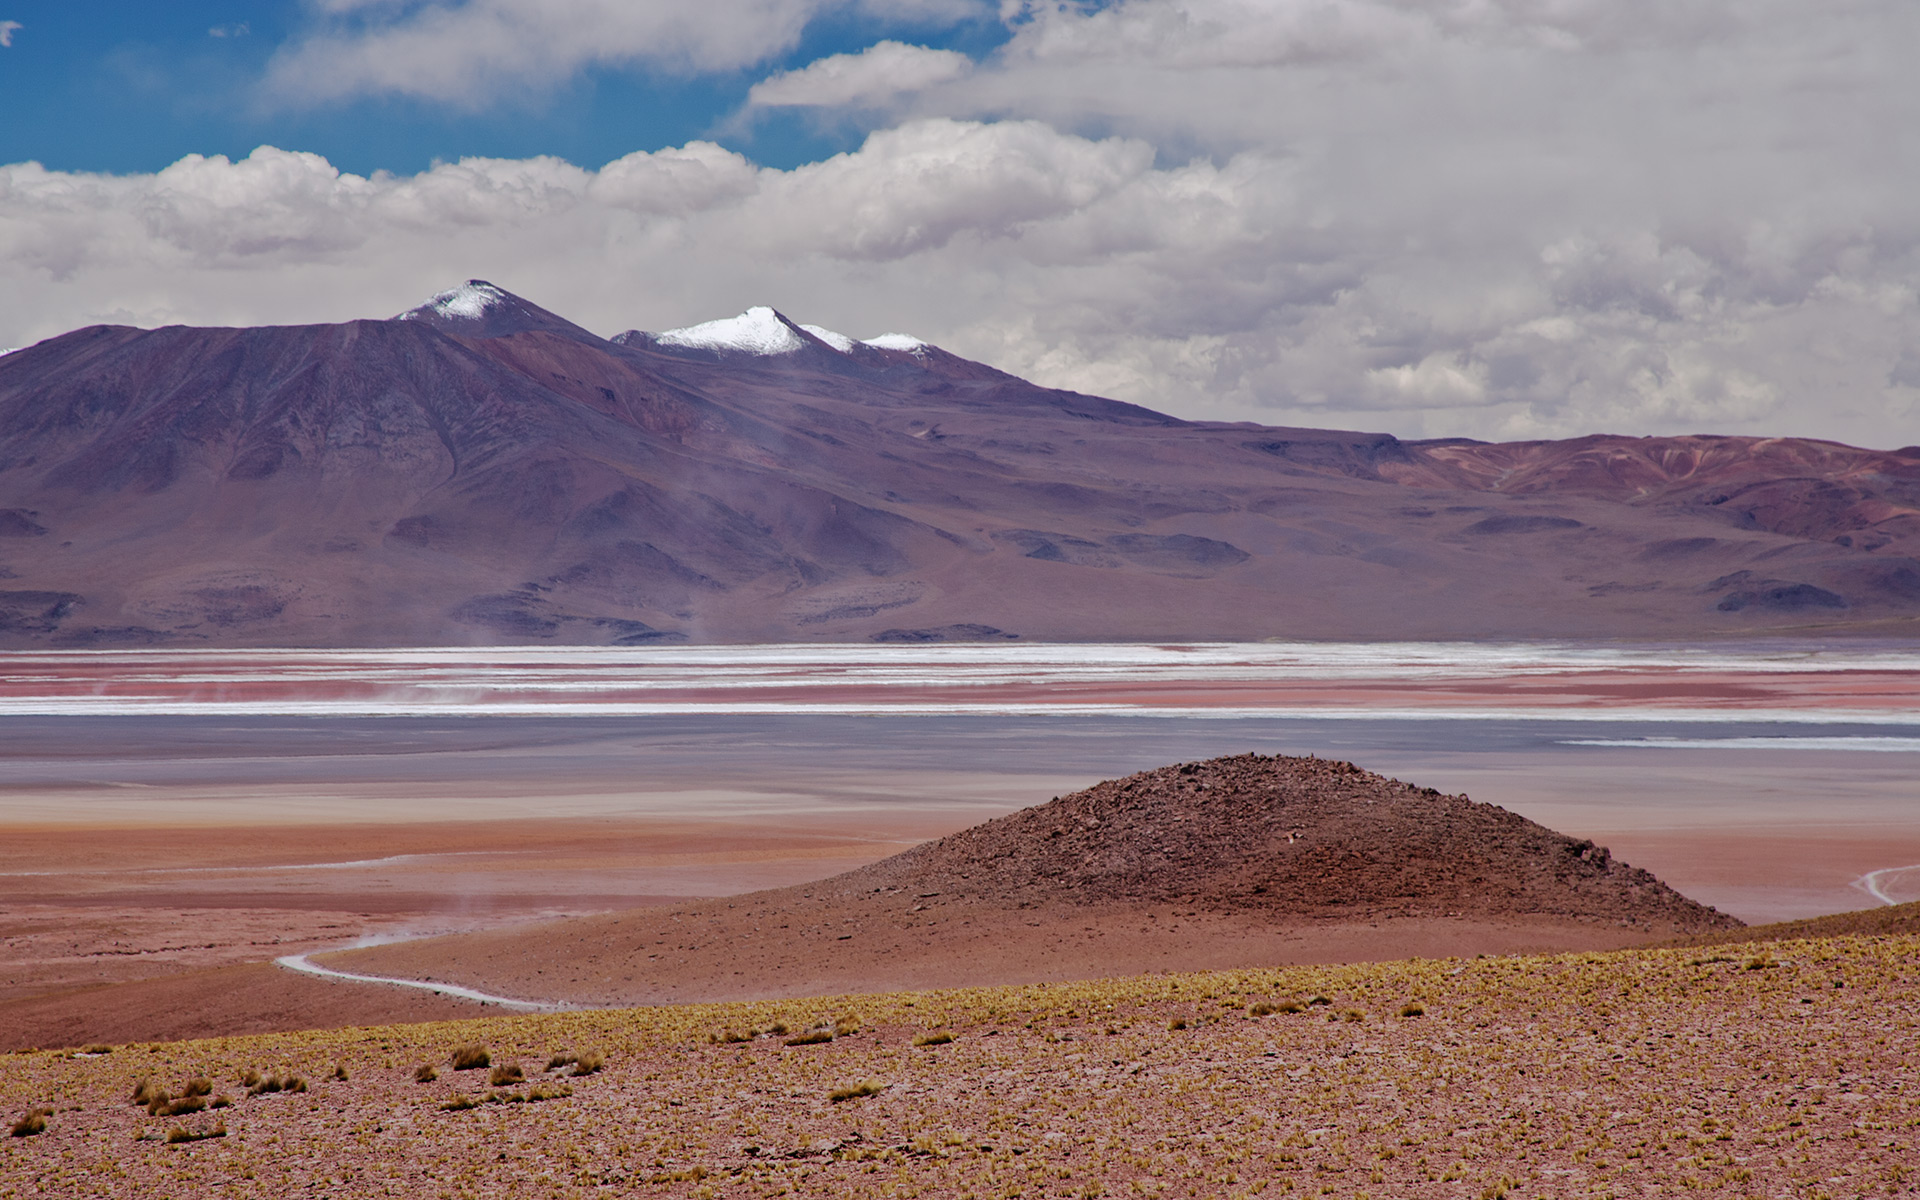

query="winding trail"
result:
[1852,864,1920,907]
[275,950,570,1013]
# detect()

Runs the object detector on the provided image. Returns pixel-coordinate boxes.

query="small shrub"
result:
[527,1084,573,1102]
[489,1065,524,1087]
[80,1044,113,1056]
[246,1076,280,1097]
[237,1069,260,1088]
[450,1044,490,1071]
[1340,1009,1365,1023]
[648,1167,709,1184]
[828,1079,885,1103]
[10,1108,49,1138]
[284,1076,307,1094]
[155,1097,205,1117]
[1167,1018,1188,1031]
[784,1029,834,1047]
[209,1096,230,1110]
[413,1064,437,1084]
[331,1064,349,1082]
[132,1078,162,1107]
[913,1031,954,1047]
[1399,1003,1426,1018]
[833,1017,861,1037]
[570,1051,604,1076]
[549,1050,582,1067]
[181,1077,212,1099]
[441,1095,482,1112]
[1305,995,1332,1007]
[165,1124,225,1144]
[765,1022,789,1036]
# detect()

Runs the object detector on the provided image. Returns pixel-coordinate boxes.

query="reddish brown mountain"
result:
[0,281,1915,645]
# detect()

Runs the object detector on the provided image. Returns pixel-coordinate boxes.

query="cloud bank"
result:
[4,0,1917,447]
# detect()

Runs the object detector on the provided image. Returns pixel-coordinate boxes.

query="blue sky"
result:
[0,1,1006,174]
[1,1,1915,447]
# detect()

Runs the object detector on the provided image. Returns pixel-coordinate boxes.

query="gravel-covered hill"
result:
[833,753,1738,932]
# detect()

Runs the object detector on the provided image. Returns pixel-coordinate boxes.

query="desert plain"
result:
[3,642,1919,1196]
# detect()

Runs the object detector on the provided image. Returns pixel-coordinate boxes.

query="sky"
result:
[1,1,1916,447]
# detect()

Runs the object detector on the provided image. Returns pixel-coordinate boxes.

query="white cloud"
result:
[0,20,21,48]
[5,112,1913,448]
[749,41,973,108]
[266,0,993,106]
[267,0,826,103]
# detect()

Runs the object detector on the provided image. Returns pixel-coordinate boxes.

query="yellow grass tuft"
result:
[488,1064,524,1087]
[783,1029,834,1047]
[449,1044,490,1070]
[828,1078,886,1103]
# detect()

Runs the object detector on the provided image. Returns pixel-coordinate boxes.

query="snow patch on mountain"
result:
[864,333,928,354]
[800,324,856,353]
[657,307,807,355]
[400,280,509,322]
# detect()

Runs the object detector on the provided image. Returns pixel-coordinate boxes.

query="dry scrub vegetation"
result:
[2,932,1916,1199]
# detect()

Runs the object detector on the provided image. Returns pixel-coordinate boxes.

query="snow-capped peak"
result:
[863,333,928,355]
[403,280,510,322]
[655,307,807,356]
[799,324,856,353]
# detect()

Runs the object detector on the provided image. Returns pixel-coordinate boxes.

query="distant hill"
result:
[829,753,1738,932]
[1677,898,1920,948]
[1,280,1916,646]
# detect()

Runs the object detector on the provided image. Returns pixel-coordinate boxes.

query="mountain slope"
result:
[0,282,1916,645]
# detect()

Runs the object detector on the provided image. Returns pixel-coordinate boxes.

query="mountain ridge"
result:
[1,282,1916,646]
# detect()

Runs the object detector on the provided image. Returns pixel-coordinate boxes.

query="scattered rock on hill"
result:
[830,753,1737,933]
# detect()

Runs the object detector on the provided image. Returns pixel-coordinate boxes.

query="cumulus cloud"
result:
[749,41,972,109]
[0,20,21,48]
[267,0,823,103]
[266,0,991,105]
[6,111,1913,448]
[6,0,1919,448]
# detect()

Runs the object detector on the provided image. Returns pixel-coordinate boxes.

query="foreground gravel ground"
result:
[3,933,1915,1199]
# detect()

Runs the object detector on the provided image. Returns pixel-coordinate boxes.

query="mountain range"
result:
[0,280,1916,647]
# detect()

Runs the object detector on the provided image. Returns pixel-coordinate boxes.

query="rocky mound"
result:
[829,753,1738,932]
